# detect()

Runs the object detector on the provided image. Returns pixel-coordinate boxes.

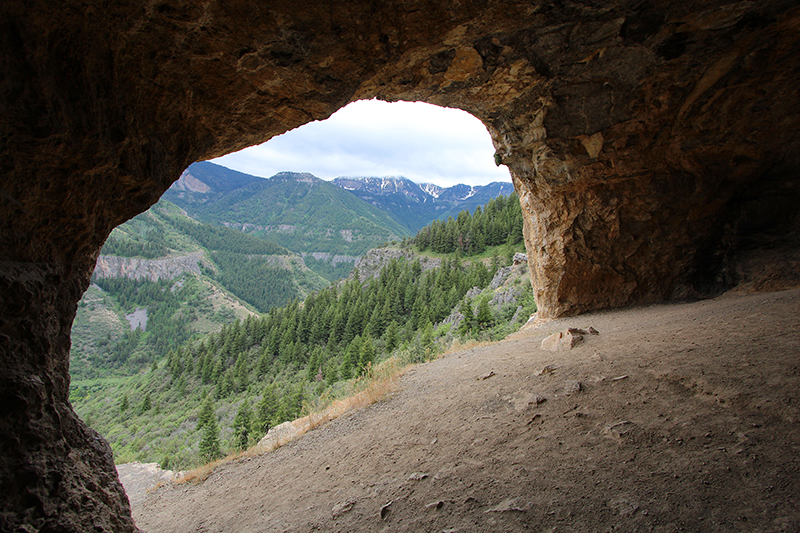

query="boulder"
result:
[541,327,598,351]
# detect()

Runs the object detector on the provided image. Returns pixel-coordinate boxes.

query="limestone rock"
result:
[542,329,580,351]
[564,380,583,395]
[489,266,513,289]
[116,462,179,509]
[257,420,303,450]
[541,327,598,351]
[332,499,357,518]
[350,248,440,282]
[93,252,205,282]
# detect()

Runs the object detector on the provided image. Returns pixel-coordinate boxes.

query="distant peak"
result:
[420,183,443,198]
[171,170,211,193]
[271,171,319,183]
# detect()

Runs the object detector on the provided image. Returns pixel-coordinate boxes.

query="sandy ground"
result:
[134,288,800,532]
[117,463,179,510]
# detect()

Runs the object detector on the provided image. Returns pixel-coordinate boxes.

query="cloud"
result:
[210,100,511,187]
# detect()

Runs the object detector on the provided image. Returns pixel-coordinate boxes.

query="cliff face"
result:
[1,0,799,531]
[93,253,205,282]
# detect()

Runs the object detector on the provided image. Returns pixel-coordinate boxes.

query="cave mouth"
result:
[71,97,520,476]
[3,1,800,531]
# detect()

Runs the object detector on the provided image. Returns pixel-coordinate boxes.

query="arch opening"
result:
[69,97,524,483]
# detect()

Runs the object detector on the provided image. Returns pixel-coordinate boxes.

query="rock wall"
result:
[350,247,442,281]
[93,252,205,282]
[1,0,799,530]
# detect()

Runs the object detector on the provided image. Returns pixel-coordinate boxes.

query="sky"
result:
[211,99,511,188]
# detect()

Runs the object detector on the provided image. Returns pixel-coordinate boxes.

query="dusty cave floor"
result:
[135,288,800,533]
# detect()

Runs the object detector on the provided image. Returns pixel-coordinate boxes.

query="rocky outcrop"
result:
[1,0,799,531]
[350,247,441,281]
[302,252,358,267]
[93,253,205,282]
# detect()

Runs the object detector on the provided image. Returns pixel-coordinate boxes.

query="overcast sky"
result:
[211,99,511,187]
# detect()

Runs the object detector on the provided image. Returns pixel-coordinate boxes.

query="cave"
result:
[1,0,799,530]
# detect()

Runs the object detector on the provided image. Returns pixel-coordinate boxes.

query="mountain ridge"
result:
[331,175,515,231]
[163,163,411,261]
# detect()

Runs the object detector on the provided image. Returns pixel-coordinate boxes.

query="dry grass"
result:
[306,356,406,429]
[174,453,241,484]
[173,356,408,484]
[440,337,496,357]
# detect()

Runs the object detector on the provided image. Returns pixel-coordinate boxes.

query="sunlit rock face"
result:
[1,0,799,530]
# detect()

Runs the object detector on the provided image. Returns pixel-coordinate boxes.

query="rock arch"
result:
[1,0,799,530]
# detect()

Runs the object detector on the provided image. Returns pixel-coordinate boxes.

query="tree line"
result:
[412,192,524,255]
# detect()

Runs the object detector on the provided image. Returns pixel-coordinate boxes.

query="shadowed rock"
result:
[1,0,799,530]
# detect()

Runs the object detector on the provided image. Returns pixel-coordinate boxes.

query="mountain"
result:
[70,199,329,380]
[170,162,262,196]
[162,163,411,264]
[332,176,515,232]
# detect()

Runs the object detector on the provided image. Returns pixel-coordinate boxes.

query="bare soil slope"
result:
[136,289,800,532]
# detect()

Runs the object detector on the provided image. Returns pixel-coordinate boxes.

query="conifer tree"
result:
[358,335,376,374]
[476,296,494,329]
[199,417,222,462]
[232,399,253,451]
[340,346,354,380]
[385,320,399,353]
[420,321,435,351]
[198,395,214,430]
[458,298,475,336]
[256,385,279,435]
[139,394,152,414]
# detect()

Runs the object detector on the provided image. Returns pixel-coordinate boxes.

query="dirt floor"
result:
[134,288,800,532]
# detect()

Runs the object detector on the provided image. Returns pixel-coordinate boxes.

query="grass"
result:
[411,241,526,264]
[173,355,409,484]
[440,337,498,356]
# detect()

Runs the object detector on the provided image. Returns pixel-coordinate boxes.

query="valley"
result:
[69,162,524,470]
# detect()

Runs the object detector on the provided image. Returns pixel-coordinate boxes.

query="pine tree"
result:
[458,298,475,336]
[420,321,435,351]
[358,335,376,375]
[232,399,253,451]
[198,395,214,430]
[340,346,354,380]
[384,320,399,353]
[256,385,279,435]
[139,394,152,414]
[476,296,494,329]
[119,394,129,414]
[199,417,222,462]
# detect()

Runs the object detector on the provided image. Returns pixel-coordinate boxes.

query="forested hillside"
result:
[71,200,328,381]
[413,192,524,255]
[71,193,533,470]
[163,163,411,259]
